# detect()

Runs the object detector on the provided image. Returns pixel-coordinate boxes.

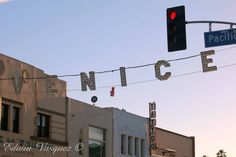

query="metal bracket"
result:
[186,20,236,32]
[209,23,212,32]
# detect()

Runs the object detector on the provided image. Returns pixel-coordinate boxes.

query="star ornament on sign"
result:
[110,87,115,97]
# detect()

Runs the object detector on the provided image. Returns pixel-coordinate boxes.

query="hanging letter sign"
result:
[75,50,219,92]
[201,50,217,72]
[120,67,127,87]
[154,60,171,81]
[80,71,96,91]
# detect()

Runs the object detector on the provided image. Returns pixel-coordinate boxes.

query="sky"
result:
[0,0,236,156]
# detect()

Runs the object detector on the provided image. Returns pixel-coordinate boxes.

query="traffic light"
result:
[167,6,187,52]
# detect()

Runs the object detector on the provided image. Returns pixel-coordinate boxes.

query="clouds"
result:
[0,0,12,4]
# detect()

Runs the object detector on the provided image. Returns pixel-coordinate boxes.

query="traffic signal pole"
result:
[167,6,236,52]
[186,20,236,31]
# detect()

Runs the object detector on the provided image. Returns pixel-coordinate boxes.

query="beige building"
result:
[67,99,113,157]
[0,53,67,157]
[153,127,195,157]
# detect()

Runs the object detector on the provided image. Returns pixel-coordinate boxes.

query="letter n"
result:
[80,71,96,91]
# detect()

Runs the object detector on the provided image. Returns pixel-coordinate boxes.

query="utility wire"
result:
[69,61,236,91]
[1,45,236,81]
[1,61,236,94]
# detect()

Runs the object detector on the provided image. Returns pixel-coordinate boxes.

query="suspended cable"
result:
[1,61,236,94]
[0,45,236,81]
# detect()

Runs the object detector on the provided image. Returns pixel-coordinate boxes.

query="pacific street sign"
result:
[204,28,236,48]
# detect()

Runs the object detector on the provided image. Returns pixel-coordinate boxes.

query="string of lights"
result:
[1,60,236,94]
[0,45,236,95]
[97,61,236,89]
[1,45,236,81]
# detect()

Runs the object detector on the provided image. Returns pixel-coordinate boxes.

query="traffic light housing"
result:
[167,6,187,52]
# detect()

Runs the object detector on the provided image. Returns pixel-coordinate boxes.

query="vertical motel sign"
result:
[149,102,157,151]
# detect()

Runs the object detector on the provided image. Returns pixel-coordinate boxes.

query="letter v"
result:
[12,76,23,95]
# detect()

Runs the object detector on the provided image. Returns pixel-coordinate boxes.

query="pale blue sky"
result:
[1,0,236,156]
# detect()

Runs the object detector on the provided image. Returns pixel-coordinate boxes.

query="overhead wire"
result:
[0,45,236,94]
[1,60,236,94]
[1,45,236,81]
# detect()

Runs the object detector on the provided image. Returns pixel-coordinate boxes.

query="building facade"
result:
[67,98,113,157]
[67,101,150,157]
[0,54,67,157]
[110,108,195,157]
[67,101,195,157]
[153,128,195,157]
[110,108,150,157]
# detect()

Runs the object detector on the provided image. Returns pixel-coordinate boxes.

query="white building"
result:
[110,107,150,157]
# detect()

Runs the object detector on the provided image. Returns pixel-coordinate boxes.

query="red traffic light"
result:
[169,11,176,20]
[166,6,186,52]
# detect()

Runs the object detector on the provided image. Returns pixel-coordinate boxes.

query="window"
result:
[121,134,126,154]
[37,114,50,138]
[135,138,139,157]
[89,126,105,157]
[141,139,145,157]
[128,136,133,156]
[1,104,9,131]
[13,107,20,133]
[1,99,22,133]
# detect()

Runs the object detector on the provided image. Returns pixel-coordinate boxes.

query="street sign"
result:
[204,28,236,48]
